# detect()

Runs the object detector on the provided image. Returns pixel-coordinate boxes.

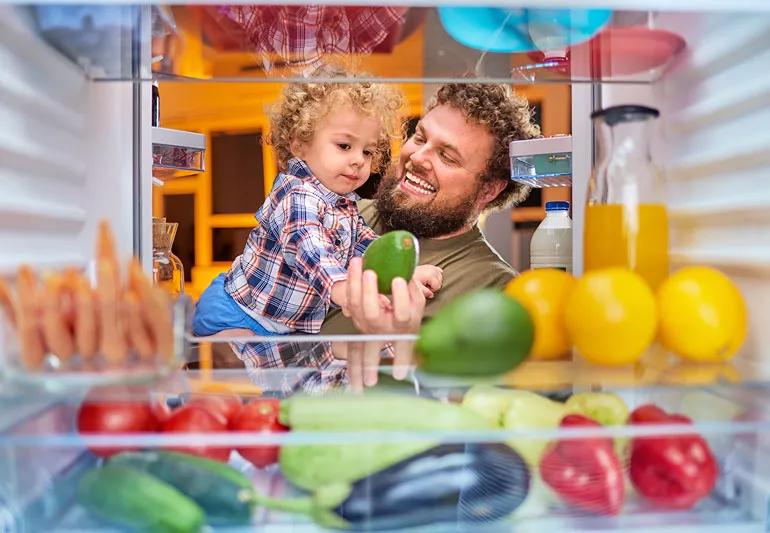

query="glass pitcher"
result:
[152,217,184,296]
[584,105,668,289]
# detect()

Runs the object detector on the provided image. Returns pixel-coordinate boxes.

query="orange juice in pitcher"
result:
[585,106,668,289]
[584,203,668,289]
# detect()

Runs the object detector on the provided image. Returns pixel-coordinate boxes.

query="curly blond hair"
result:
[269,66,403,173]
[428,84,541,211]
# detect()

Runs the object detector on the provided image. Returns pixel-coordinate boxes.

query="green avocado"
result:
[416,289,534,376]
[362,230,419,294]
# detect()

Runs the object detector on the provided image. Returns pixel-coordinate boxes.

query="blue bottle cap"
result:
[545,201,570,211]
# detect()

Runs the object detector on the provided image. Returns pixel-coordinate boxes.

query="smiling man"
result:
[321,83,541,334]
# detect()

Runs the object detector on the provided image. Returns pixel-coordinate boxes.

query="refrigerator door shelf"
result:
[152,126,205,181]
[510,135,572,188]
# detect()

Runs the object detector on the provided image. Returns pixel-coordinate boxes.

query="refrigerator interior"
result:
[1,2,770,531]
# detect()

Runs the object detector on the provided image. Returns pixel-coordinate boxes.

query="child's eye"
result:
[363,149,374,157]
[338,143,351,151]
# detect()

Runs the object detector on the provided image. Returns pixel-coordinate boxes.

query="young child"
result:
[193,71,439,337]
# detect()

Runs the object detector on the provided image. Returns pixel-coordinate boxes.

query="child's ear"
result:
[290,138,305,159]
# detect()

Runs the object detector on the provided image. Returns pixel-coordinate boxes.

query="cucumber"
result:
[77,465,204,533]
[110,451,254,526]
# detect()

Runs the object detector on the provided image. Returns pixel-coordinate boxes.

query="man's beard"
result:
[375,174,479,238]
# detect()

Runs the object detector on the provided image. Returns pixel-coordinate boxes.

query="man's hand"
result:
[338,257,426,389]
[332,341,414,392]
[412,264,443,299]
[346,257,426,335]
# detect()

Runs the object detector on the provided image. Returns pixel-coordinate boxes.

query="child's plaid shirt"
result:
[224,158,377,333]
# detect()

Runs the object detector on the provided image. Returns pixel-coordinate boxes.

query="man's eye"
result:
[412,134,425,145]
[338,143,351,150]
[439,150,458,166]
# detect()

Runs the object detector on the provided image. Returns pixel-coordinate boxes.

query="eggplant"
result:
[333,442,530,530]
[248,442,530,530]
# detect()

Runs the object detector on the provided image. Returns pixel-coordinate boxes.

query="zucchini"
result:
[279,394,492,490]
[110,451,254,525]
[77,465,204,533]
[280,394,490,430]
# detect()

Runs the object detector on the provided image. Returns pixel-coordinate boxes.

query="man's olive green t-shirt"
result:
[320,200,517,334]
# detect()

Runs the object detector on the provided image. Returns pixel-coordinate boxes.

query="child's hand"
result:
[412,265,443,299]
[331,280,350,316]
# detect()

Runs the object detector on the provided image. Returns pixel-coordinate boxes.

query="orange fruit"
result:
[505,269,576,360]
[657,266,747,362]
[565,268,657,366]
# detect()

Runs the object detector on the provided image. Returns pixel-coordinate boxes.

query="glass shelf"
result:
[1,346,769,531]
[22,5,692,84]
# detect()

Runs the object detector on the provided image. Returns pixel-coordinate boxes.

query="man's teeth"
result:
[404,171,437,195]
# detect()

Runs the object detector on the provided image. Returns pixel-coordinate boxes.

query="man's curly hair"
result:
[269,66,403,173]
[428,84,541,211]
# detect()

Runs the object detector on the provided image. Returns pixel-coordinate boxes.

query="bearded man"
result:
[321,83,540,334]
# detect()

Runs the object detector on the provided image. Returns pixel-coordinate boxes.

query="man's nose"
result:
[409,144,432,170]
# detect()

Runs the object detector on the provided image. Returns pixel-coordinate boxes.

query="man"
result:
[321,83,540,334]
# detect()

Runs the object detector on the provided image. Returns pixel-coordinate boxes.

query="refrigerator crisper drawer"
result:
[1,347,770,532]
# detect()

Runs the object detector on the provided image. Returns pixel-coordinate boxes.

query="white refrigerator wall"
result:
[571,12,768,366]
[658,12,770,367]
[0,6,138,278]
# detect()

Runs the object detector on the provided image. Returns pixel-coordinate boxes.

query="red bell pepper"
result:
[629,404,718,509]
[540,414,625,515]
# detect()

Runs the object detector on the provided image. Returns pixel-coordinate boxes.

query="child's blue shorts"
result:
[192,274,280,337]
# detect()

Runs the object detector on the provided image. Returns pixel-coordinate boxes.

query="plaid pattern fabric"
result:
[231,340,398,395]
[224,158,377,333]
[217,5,407,66]
[231,340,348,395]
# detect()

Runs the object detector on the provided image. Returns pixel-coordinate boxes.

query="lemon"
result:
[657,266,747,362]
[565,268,657,366]
[505,269,576,360]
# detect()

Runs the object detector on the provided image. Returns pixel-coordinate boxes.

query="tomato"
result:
[161,405,231,462]
[77,396,159,458]
[185,393,242,425]
[229,399,288,468]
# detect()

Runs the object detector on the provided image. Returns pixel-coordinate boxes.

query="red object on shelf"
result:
[526,26,685,79]
[230,399,288,468]
[540,414,625,516]
[629,404,718,509]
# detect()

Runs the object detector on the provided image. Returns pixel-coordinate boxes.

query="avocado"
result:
[416,289,534,376]
[362,230,419,294]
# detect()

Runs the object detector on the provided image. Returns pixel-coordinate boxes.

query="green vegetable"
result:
[110,451,254,525]
[565,392,629,426]
[461,385,517,426]
[279,394,491,490]
[362,230,419,294]
[77,465,204,533]
[416,290,534,376]
[462,386,570,466]
[565,392,630,460]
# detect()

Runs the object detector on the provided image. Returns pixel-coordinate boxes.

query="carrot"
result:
[73,275,98,359]
[129,261,173,362]
[16,266,46,369]
[41,274,75,361]
[96,219,117,264]
[0,278,16,328]
[96,258,127,364]
[123,289,155,361]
